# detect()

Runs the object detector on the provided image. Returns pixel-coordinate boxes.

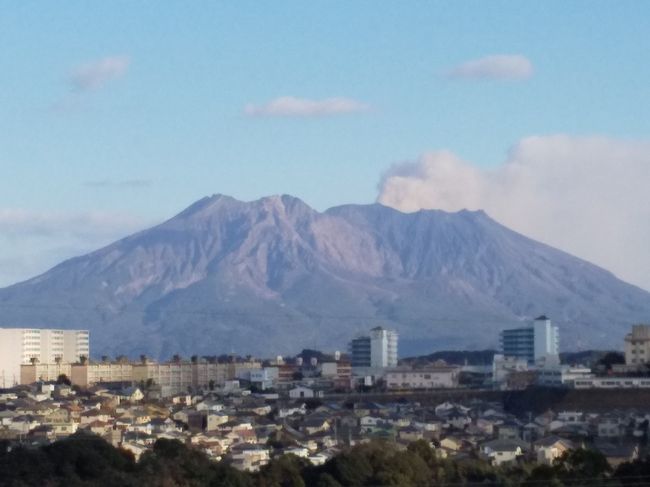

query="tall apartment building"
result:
[500,316,559,364]
[349,326,398,369]
[625,324,650,365]
[370,326,398,368]
[0,328,89,387]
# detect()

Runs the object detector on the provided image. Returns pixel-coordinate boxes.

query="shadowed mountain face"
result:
[1,194,648,359]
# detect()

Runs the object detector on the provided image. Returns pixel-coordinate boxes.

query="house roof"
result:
[482,438,528,452]
[535,435,574,449]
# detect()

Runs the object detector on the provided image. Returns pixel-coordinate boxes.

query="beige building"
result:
[385,365,460,390]
[22,355,263,396]
[71,362,134,387]
[133,361,194,396]
[0,328,89,387]
[624,324,650,365]
[133,359,261,396]
[20,362,72,384]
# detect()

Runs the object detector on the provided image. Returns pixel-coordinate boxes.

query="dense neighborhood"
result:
[3,320,650,485]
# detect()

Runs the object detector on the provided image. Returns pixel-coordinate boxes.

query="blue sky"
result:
[1,2,650,288]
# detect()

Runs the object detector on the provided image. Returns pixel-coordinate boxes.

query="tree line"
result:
[1,432,650,486]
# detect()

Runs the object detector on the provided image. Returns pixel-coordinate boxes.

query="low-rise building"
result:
[20,362,72,384]
[573,377,650,389]
[385,365,459,390]
[492,354,527,388]
[71,361,134,387]
[537,365,593,387]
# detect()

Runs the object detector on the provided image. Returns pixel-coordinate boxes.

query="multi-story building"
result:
[20,362,73,385]
[70,361,134,387]
[132,358,261,397]
[0,328,89,387]
[624,324,650,365]
[349,336,371,367]
[349,326,398,369]
[385,365,460,390]
[370,327,398,368]
[132,361,194,397]
[500,316,559,364]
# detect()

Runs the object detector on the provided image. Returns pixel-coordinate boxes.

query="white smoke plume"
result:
[378,135,650,290]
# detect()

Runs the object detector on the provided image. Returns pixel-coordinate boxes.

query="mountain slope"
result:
[0,194,648,358]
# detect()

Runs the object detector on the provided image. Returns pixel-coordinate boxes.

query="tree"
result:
[526,464,563,487]
[615,455,650,485]
[138,438,252,486]
[56,374,71,386]
[314,473,342,487]
[256,454,308,487]
[407,439,438,469]
[597,351,625,372]
[554,447,611,483]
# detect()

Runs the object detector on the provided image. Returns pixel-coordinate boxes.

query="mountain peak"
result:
[1,194,649,358]
[167,194,317,228]
[173,194,237,219]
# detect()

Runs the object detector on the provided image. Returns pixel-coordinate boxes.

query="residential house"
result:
[481,438,527,466]
[534,436,574,465]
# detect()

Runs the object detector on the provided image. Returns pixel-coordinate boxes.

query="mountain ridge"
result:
[1,194,648,358]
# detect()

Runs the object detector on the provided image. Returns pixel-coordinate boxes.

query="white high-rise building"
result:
[369,326,399,368]
[533,316,559,361]
[500,315,559,364]
[350,326,399,370]
[0,328,89,387]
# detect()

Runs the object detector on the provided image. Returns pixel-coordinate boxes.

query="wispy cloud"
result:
[84,179,153,189]
[244,96,369,117]
[0,208,148,240]
[378,135,650,290]
[447,54,533,80]
[0,208,155,286]
[70,55,130,92]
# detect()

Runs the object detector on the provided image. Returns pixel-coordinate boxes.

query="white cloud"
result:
[244,96,369,117]
[447,54,533,80]
[70,55,130,91]
[378,135,650,290]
